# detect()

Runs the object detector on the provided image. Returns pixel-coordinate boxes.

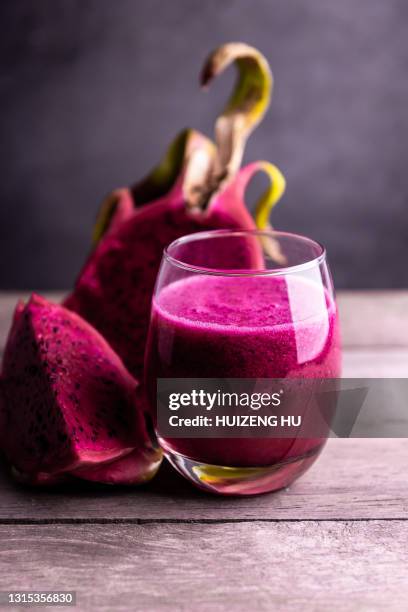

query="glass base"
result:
[165,446,322,496]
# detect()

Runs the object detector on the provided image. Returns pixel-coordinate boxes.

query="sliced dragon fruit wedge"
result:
[0,295,161,485]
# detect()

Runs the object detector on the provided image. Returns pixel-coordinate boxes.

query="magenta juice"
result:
[145,273,341,468]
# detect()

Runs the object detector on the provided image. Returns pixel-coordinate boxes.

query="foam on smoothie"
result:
[152,274,338,372]
[154,274,334,332]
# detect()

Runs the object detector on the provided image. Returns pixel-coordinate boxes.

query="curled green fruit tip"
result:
[201,42,272,133]
[131,129,206,205]
[92,191,122,245]
[240,160,287,265]
[254,162,287,229]
[199,43,273,197]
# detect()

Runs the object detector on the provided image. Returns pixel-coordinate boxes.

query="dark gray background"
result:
[1,0,407,289]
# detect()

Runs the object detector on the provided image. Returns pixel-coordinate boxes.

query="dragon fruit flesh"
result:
[0,295,161,485]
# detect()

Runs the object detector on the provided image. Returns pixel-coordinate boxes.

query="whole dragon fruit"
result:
[0,295,161,485]
[64,43,286,381]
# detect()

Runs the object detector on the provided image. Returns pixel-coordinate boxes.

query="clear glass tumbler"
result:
[145,230,341,495]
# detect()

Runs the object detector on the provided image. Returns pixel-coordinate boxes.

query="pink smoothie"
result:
[145,274,341,467]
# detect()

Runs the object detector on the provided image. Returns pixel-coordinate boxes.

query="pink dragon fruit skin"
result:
[71,446,159,485]
[64,42,286,382]
[64,163,260,381]
[0,295,161,485]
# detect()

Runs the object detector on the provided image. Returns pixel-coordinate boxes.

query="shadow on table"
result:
[0,457,217,501]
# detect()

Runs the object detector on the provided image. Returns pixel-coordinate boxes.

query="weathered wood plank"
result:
[337,290,408,347]
[0,439,406,521]
[0,522,407,611]
[342,348,408,377]
[1,291,408,349]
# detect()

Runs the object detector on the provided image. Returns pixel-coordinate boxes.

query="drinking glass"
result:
[145,229,341,495]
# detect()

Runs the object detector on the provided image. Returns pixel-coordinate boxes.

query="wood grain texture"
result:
[0,522,407,612]
[337,291,408,347]
[342,348,408,377]
[0,439,407,521]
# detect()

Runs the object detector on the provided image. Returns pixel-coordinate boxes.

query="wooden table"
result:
[0,291,407,611]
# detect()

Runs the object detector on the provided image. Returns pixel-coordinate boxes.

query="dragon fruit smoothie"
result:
[145,273,341,468]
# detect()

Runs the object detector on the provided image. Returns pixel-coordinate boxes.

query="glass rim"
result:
[164,229,326,277]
